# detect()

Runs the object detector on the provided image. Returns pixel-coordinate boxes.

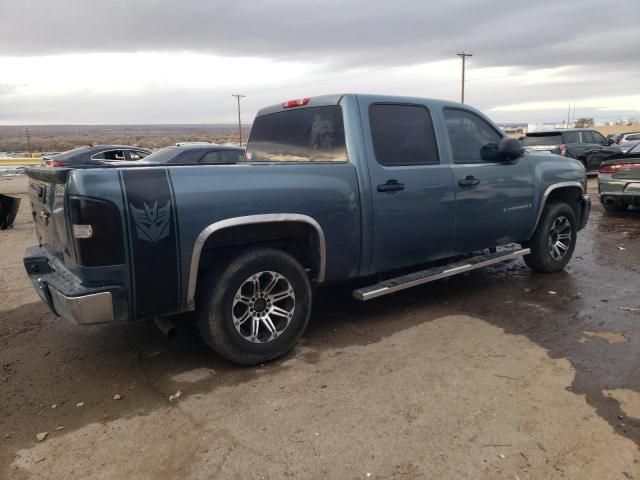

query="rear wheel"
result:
[524,202,577,273]
[196,248,312,365]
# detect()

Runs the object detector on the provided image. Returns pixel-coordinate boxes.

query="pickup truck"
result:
[23,94,590,365]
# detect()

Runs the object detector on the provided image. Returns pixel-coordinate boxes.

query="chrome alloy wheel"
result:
[548,216,572,261]
[232,271,295,343]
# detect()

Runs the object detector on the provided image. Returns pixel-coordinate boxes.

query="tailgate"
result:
[26,167,72,260]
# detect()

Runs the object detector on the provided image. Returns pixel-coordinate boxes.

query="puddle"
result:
[579,331,629,344]
[605,389,640,420]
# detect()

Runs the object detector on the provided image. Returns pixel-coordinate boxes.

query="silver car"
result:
[598,141,640,212]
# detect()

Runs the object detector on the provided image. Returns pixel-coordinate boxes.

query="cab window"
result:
[443,109,502,163]
[368,103,439,165]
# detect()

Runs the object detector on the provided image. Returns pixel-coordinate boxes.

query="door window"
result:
[368,104,439,166]
[92,150,127,161]
[443,109,502,163]
[128,150,149,161]
[591,131,606,144]
[580,131,595,143]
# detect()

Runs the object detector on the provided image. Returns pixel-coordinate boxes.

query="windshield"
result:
[246,106,347,163]
[521,133,562,146]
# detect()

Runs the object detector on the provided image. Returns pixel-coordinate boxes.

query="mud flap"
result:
[0,194,21,229]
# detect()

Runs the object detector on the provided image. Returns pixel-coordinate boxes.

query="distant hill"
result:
[0,124,252,153]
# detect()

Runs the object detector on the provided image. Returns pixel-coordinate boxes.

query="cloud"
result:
[1,0,638,70]
[0,0,638,124]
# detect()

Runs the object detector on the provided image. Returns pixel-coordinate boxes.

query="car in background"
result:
[521,129,620,172]
[43,145,152,167]
[609,131,640,144]
[598,141,640,213]
[619,132,640,153]
[141,144,245,164]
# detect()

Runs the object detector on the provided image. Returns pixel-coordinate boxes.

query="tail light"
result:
[599,163,640,174]
[282,98,310,108]
[559,144,567,156]
[47,160,66,167]
[68,196,125,266]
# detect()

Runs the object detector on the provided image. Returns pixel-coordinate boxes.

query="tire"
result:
[524,202,577,273]
[196,248,312,365]
[602,201,628,213]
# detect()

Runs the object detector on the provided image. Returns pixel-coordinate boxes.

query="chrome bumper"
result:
[49,288,114,325]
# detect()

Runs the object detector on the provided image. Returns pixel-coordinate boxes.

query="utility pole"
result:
[456,52,472,104]
[567,104,571,129]
[25,128,32,158]
[232,94,246,146]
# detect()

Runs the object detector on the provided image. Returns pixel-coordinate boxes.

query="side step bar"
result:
[353,248,530,301]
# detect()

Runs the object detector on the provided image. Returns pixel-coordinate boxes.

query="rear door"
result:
[360,101,456,273]
[444,108,534,253]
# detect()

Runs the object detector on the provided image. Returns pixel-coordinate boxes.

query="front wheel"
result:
[524,202,577,273]
[196,248,312,365]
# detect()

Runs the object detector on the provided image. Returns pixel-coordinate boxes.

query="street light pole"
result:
[232,94,246,147]
[456,52,473,104]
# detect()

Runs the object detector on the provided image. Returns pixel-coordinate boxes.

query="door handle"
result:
[458,175,480,187]
[377,180,405,192]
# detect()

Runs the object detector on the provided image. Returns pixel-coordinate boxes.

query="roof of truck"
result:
[255,93,470,117]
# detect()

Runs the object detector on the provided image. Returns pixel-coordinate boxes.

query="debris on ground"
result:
[76,402,84,408]
[169,390,182,402]
[113,394,122,401]
[35,432,48,442]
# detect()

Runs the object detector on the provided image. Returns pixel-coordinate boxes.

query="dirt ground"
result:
[1,175,639,479]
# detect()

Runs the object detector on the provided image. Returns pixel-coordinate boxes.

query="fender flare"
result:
[186,214,326,309]
[527,181,584,240]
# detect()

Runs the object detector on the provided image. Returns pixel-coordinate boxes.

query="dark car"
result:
[598,141,640,212]
[141,144,245,164]
[43,145,152,167]
[521,129,620,172]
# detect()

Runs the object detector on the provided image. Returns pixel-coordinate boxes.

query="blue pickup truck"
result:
[24,94,590,364]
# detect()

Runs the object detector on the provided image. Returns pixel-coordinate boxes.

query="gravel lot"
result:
[1,175,639,479]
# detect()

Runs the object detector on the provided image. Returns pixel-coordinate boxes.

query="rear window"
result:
[246,106,347,163]
[521,133,562,146]
[142,146,182,163]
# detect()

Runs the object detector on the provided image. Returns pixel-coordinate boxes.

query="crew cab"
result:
[24,94,590,365]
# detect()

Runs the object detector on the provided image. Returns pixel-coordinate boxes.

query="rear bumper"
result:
[24,246,125,325]
[578,195,591,230]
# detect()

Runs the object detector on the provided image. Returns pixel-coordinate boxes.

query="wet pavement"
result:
[1,176,639,479]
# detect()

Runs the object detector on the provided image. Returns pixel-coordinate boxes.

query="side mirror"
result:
[498,137,524,161]
[606,138,615,146]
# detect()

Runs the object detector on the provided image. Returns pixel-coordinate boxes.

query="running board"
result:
[353,248,530,301]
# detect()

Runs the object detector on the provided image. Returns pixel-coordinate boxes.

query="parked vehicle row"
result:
[24,93,590,365]
[520,129,621,173]
[42,143,244,167]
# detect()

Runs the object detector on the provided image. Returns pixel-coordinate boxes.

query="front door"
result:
[443,108,534,253]
[361,101,456,274]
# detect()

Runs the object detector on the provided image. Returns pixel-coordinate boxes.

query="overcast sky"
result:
[0,0,638,125]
